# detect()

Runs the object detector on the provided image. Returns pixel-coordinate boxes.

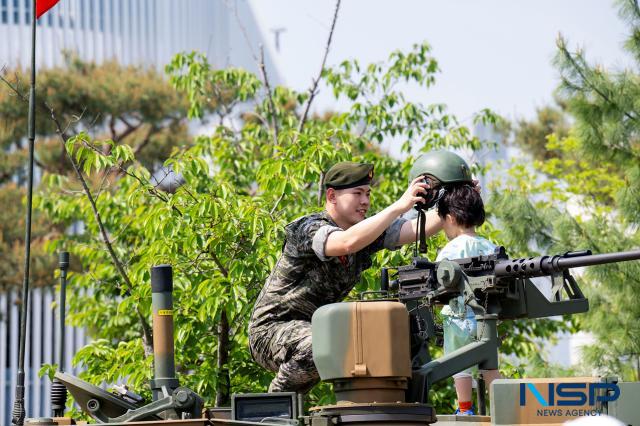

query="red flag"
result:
[36,0,60,19]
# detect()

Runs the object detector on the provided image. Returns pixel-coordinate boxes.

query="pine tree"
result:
[0,55,188,290]
[491,0,640,380]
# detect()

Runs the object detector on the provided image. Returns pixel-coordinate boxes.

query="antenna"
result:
[51,252,70,418]
[270,27,287,52]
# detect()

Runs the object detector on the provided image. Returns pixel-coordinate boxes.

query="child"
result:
[435,184,501,416]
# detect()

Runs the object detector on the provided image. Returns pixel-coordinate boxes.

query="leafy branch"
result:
[0,73,154,356]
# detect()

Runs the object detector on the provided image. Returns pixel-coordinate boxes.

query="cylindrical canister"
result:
[149,264,179,400]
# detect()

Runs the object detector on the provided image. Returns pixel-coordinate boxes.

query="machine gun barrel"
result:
[556,249,640,269]
[494,249,640,278]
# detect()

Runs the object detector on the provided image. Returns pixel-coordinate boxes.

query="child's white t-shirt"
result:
[436,234,497,318]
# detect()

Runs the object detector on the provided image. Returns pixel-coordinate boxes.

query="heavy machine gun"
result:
[378,247,640,405]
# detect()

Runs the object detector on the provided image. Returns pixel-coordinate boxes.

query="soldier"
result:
[248,161,442,393]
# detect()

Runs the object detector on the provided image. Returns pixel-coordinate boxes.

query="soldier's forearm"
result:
[325,203,405,256]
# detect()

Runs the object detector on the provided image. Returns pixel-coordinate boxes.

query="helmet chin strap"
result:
[418,209,428,254]
[431,187,447,208]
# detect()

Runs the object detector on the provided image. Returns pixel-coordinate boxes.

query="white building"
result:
[0,1,279,423]
[0,0,280,77]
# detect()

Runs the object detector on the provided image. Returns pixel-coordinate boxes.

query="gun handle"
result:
[380,268,389,292]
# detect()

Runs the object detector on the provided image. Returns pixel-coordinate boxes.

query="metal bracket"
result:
[54,372,202,423]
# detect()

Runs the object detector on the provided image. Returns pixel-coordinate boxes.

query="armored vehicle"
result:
[22,247,640,426]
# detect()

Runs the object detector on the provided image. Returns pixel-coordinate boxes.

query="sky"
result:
[248,0,632,125]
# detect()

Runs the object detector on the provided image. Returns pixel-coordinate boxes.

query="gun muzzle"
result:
[555,249,640,269]
[494,249,640,278]
[149,265,179,401]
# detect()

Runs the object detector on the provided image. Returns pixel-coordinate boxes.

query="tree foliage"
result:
[491,0,640,380]
[512,104,569,161]
[20,33,588,415]
[33,43,533,411]
[1,54,189,173]
[0,55,189,291]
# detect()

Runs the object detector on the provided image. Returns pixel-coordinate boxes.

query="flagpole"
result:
[12,0,37,424]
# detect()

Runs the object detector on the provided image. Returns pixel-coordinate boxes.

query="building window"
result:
[98,0,104,31]
[12,0,18,24]
[67,1,75,28]
[23,0,28,24]
[98,0,104,32]
[88,0,94,30]
[79,0,85,29]
[118,0,123,26]
[1,0,7,24]
[109,0,114,33]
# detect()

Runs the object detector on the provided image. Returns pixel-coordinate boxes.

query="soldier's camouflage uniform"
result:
[249,211,406,393]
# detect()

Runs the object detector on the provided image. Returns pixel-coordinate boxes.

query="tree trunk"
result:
[215,310,231,406]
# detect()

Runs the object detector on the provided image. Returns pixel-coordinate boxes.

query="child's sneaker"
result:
[455,407,475,416]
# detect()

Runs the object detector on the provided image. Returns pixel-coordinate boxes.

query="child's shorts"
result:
[443,314,478,378]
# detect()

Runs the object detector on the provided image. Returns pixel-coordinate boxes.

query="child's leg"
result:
[479,369,501,395]
[444,310,478,414]
[453,373,473,413]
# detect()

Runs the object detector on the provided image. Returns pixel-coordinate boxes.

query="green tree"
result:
[1,54,189,172]
[32,41,512,410]
[512,104,569,161]
[490,0,640,380]
[0,55,189,291]
[1,16,572,412]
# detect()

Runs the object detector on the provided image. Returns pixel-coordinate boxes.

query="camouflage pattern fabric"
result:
[250,320,317,393]
[249,211,406,393]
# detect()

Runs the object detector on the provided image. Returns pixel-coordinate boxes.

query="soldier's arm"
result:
[396,209,443,246]
[325,178,428,256]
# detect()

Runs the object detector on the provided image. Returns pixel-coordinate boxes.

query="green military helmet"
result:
[409,150,472,184]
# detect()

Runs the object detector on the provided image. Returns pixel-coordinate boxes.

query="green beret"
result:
[324,162,374,190]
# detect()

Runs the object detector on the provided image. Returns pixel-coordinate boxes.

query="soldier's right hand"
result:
[393,176,429,214]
